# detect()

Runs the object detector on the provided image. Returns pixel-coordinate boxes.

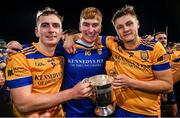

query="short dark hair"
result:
[168,42,176,48]
[36,7,63,26]
[154,32,166,38]
[112,5,137,24]
[63,29,79,35]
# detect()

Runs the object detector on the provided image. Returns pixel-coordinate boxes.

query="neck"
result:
[37,42,56,56]
[79,37,96,47]
[124,36,139,50]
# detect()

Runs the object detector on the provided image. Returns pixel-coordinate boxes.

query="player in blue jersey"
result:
[56,7,111,117]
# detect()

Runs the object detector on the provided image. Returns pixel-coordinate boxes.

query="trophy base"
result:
[95,103,115,116]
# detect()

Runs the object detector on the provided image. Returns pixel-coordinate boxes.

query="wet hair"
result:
[112,5,137,24]
[80,7,102,23]
[36,7,63,26]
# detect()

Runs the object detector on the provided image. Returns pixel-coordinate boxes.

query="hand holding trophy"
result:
[83,74,115,116]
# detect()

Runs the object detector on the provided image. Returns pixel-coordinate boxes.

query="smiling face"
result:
[35,14,62,47]
[113,14,139,43]
[79,7,102,44]
[111,5,140,45]
[79,18,101,43]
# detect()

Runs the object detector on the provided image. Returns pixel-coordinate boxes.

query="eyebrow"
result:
[158,37,167,38]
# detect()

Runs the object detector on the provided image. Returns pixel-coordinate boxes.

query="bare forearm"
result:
[132,69,173,93]
[13,88,74,113]
[131,79,172,93]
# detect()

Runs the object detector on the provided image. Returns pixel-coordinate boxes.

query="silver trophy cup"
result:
[88,74,115,116]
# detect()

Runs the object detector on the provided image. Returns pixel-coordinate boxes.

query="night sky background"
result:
[0,0,180,44]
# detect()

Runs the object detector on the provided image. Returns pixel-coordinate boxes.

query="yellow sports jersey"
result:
[5,43,65,117]
[103,36,170,116]
[105,60,117,103]
[105,60,115,75]
[169,51,180,62]
[169,51,180,83]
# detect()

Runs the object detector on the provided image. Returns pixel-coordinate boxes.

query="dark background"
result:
[0,0,180,44]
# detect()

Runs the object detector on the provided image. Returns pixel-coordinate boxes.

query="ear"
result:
[35,27,39,37]
[137,20,140,29]
[98,24,102,33]
[61,28,63,35]
[60,28,63,37]
[79,22,82,32]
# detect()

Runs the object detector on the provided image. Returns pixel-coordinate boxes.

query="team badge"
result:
[140,51,149,61]
[97,48,102,55]
[85,50,91,56]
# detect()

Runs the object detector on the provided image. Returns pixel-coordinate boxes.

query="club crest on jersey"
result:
[85,50,91,56]
[97,48,102,55]
[140,51,149,61]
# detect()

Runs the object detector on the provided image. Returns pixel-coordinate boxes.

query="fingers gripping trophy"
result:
[83,74,115,116]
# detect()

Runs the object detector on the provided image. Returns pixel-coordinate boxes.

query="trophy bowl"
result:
[88,74,115,116]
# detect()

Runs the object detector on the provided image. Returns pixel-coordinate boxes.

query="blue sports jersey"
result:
[56,38,111,116]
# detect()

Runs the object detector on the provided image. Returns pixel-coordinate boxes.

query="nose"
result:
[123,26,129,31]
[88,26,94,33]
[48,25,56,33]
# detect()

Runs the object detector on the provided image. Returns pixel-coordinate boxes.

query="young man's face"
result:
[35,14,62,47]
[79,18,101,44]
[176,44,180,51]
[155,33,167,47]
[113,14,139,43]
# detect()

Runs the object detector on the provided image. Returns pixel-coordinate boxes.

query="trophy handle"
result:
[82,78,97,103]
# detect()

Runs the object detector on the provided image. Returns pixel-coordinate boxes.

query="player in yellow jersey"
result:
[102,5,172,117]
[155,31,178,117]
[5,7,92,117]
